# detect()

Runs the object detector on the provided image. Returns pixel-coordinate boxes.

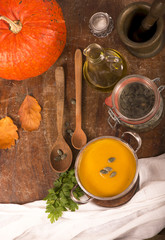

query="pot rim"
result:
[74,135,139,201]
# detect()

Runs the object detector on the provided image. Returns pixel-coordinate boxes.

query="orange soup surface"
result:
[78,138,136,198]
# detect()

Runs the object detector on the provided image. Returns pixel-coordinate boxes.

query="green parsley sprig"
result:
[44,169,84,223]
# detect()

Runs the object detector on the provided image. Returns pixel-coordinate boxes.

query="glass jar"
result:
[105,74,165,131]
[89,12,114,38]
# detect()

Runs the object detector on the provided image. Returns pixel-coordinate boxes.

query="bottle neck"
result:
[83,44,105,64]
[87,51,105,64]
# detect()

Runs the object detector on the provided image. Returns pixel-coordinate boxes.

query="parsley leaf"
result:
[44,169,84,223]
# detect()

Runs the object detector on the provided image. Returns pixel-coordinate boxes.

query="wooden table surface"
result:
[0,0,164,204]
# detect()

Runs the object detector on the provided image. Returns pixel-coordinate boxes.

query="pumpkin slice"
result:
[0,117,18,149]
[18,95,41,131]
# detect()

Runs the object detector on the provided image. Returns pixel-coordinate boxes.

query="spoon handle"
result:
[55,66,65,137]
[75,49,82,129]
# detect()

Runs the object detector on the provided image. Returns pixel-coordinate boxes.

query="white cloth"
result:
[0,154,165,240]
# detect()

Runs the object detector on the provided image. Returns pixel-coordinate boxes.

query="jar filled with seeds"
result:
[105,75,165,132]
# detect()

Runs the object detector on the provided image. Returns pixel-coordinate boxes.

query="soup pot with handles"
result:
[71,131,142,207]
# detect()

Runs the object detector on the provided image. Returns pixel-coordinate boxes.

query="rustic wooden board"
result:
[0,0,164,204]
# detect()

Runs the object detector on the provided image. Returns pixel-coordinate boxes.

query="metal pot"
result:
[71,132,142,206]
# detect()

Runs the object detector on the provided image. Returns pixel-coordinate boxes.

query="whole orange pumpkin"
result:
[0,0,66,80]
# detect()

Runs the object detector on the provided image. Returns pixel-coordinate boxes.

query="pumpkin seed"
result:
[119,82,155,119]
[54,155,61,161]
[70,131,74,137]
[61,153,67,160]
[57,149,63,156]
[100,169,108,174]
[104,167,112,172]
[110,171,117,178]
[71,98,76,105]
[66,129,73,134]
[65,121,70,127]
[66,129,74,137]
[108,157,116,163]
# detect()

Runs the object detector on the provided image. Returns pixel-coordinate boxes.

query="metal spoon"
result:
[50,67,72,173]
[71,49,87,150]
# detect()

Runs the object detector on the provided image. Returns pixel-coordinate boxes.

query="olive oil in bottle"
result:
[83,43,127,92]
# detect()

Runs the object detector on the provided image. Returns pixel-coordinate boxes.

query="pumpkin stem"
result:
[0,16,22,34]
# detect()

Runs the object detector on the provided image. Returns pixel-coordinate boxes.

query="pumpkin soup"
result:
[78,138,136,197]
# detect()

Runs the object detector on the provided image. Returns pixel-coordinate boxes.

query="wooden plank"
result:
[0,0,164,204]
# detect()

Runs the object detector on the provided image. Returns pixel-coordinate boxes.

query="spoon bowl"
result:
[50,67,72,173]
[50,136,72,173]
[71,128,87,150]
[71,49,87,150]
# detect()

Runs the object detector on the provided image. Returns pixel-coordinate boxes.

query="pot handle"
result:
[121,131,142,153]
[70,184,93,204]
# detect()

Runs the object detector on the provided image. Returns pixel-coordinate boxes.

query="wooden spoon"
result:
[71,49,87,150]
[50,67,72,173]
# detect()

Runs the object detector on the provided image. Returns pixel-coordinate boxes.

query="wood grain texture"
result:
[0,0,164,204]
